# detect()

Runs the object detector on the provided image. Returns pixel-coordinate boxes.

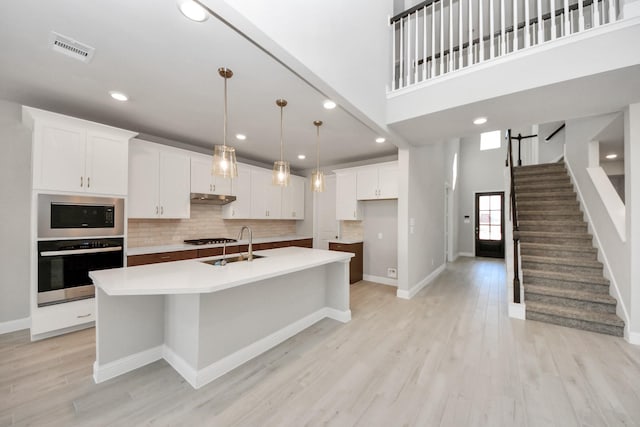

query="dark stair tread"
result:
[526,301,624,327]
[520,242,597,255]
[521,254,602,268]
[518,230,592,239]
[519,220,587,226]
[522,269,609,285]
[524,285,617,305]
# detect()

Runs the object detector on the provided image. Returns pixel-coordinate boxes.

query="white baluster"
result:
[440,0,445,75]
[578,0,585,30]
[415,10,419,83]
[513,0,519,50]
[449,0,454,71]
[423,5,428,80]
[594,0,601,26]
[501,0,506,54]
[537,0,544,43]
[479,0,484,61]
[489,0,495,58]
[431,4,436,77]
[407,14,412,84]
[392,20,397,89]
[610,0,617,23]
[468,0,473,65]
[550,0,557,39]
[525,0,531,47]
[400,17,404,87]
[564,0,570,35]
[459,0,464,68]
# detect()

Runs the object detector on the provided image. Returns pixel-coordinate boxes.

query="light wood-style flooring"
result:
[2,257,640,426]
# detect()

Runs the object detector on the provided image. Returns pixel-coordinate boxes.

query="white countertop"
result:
[91,246,352,296]
[127,235,312,256]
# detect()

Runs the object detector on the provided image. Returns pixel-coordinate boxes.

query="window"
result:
[452,153,458,191]
[480,130,501,151]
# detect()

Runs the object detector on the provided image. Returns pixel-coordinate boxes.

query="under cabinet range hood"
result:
[190,193,236,205]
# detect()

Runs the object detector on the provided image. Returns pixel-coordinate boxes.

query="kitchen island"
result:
[90,246,352,389]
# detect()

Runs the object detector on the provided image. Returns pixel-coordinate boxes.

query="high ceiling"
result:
[0,0,397,170]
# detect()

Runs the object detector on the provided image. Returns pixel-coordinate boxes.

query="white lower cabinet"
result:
[30,298,95,338]
[128,139,190,219]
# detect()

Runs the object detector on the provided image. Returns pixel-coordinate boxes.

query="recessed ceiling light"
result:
[323,100,337,110]
[177,0,208,22]
[109,91,128,102]
[235,134,246,141]
[606,153,618,159]
[297,154,306,160]
[375,137,386,143]
[473,117,487,125]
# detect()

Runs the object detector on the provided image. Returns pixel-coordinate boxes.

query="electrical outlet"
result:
[387,267,397,278]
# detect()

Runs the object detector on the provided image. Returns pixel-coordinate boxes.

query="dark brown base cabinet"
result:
[328,242,363,284]
[127,238,314,267]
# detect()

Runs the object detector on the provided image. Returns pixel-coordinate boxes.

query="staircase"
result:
[513,162,625,337]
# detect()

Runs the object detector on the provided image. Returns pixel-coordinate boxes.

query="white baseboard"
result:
[626,330,640,346]
[31,321,94,342]
[509,303,526,320]
[192,308,331,389]
[396,264,446,300]
[163,345,198,388]
[363,274,398,287]
[0,317,30,335]
[93,345,163,384]
[458,252,474,257]
[325,308,351,323]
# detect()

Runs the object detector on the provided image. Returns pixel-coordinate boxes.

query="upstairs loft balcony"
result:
[390,0,621,90]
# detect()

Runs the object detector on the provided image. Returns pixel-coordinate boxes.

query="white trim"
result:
[551,153,565,163]
[192,308,331,389]
[31,321,94,341]
[163,345,198,388]
[586,167,626,240]
[93,345,163,384]
[363,274,398,287]
[509,303,526,319]
[0,317,30,335]
[458,252,474,257]
[626,331,640,346]
[396,263,446,299]
[565,161,631,329]
[325,308,352,323]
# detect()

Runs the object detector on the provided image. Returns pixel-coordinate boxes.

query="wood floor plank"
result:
[2,257,640,426]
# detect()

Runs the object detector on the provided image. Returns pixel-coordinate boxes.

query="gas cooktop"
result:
[184,238,237,245]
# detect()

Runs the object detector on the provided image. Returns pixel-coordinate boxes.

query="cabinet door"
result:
[35,123,86,192]
[212,174,232,195]
[356,168,379,200]
[250,169,270,219]
[336,173,361,220]
[85,131,129,195]
[222,163,251,219]
[378,165,399,199]
[158,150,190,218]
[128,141,160,218]
[190,155,214,194]
[282,175,305,219]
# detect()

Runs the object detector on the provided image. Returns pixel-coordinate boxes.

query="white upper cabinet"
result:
[356,162,399,200]
[222,163,252,219]
[24,107,136,195]
[128,140,190,219]
[335,172,361,220]
[190,154,232,195]
[281,175,305,220]
[250,168,282,219]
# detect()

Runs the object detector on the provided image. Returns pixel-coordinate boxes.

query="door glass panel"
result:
[490,211,501,225]
[490,225,502,240]
[478,194,502,241]
[479,196,490,210]
[479,225,491,239]
[490,195,501,210]
[479,212,491,224]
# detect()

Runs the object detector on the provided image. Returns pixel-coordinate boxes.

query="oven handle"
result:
[40,246,123,257]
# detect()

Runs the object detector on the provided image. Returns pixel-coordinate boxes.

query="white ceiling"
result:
[0,0,397,171]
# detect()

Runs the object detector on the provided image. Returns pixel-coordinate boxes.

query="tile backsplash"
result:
[128,204,297,248]
[340,220,364,241]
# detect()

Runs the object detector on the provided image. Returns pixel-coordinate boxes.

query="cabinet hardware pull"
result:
[87,177,90,188]
[77,313,91,318]
[161,206,164,215]
[80,176,83,187]
[156,206,159,214]
[213,184,215,192]
[160,255,171,259]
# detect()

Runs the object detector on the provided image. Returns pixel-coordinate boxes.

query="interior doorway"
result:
[474,192,505,258]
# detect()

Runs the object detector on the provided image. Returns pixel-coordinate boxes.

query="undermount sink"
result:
[202,254,265,266]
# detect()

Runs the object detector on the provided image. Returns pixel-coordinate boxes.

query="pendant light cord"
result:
[316,125,320,171]
[279,104,284,162]
[223,72,228,149]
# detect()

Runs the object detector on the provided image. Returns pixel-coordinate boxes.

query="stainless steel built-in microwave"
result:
[37,194,124,238]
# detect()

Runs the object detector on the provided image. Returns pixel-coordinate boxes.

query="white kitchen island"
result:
[90,246,352,389]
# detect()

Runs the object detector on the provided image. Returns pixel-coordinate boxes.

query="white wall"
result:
[362,200,398,280]
[457,133,506,255]
[625,103,640,338]
[564,112,631,329]
[539,122,566,163]
[0,100,32,326]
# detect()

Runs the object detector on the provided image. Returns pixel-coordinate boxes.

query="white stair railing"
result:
[390,0,618,90]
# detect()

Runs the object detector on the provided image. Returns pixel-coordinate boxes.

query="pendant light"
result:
[272,98,290,186]
[212,67,238,178]
[311,120,325,192]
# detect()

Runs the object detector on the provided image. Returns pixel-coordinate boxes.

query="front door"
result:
[475,192,505,258]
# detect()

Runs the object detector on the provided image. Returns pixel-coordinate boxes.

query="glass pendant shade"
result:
[272,160,290,186]
[272,98,290,186]
[311,169,325,192]
[212,145,237,178]
[213,67,238,178]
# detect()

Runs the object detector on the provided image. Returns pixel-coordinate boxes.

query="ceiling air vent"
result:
[49,32,95,63]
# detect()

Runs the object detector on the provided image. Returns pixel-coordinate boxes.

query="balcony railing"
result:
[390,0,618,90]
